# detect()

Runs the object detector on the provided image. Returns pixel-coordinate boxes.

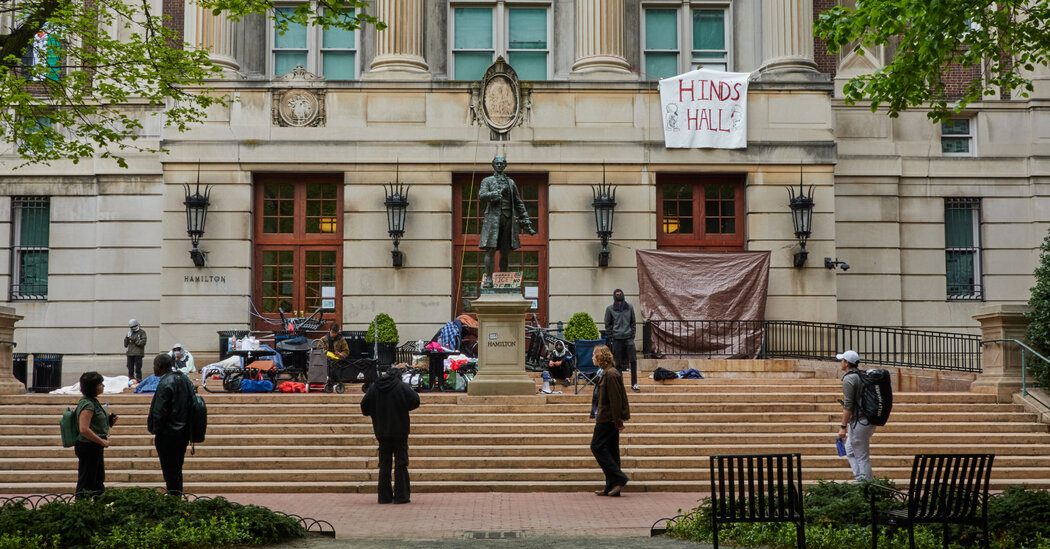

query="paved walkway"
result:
[215,492,707,541]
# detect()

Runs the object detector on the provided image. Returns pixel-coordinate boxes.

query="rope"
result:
[453,122,485,315]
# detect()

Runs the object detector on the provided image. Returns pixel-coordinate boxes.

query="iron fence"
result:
[643,319,982,373]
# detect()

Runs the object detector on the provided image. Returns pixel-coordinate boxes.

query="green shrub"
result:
[0,488,305,549]
[564,312,600,342]
[989,485,1050,543]
[365,313,399,344]
[1026,229,1050,388]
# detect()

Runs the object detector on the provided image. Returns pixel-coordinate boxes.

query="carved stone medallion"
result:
[470,57,531,140]
[271,65,327,127]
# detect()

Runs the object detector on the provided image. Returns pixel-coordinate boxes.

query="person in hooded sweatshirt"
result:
[360,367,421,504]
[604,289,639,391]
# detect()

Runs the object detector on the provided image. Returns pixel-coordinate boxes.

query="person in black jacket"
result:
[360,367,421,504]
[147,354,195,495]
[604,288,639,392]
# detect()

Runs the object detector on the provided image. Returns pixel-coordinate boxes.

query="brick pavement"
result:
[214,492,708,540]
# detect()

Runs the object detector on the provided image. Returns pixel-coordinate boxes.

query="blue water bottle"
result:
[835,438,847,457]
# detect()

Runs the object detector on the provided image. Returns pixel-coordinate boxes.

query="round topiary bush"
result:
[365,313,399,344]
[564,312,600,342]
[1026,230,1050,388]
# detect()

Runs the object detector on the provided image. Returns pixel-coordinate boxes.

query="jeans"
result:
[610,339,637,386]
[377,435,410,504]
[590,422,628,493]
[126,355,143,380]
[846,421,876,481]
[74,440,105,500]
[155,430,191,495]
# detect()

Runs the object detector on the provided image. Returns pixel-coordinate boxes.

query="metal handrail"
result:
[981,339,1050,397]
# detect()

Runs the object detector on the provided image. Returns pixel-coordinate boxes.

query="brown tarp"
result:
[636,250,771,358]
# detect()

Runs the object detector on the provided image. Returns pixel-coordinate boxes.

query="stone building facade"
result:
[1,0,1047,380]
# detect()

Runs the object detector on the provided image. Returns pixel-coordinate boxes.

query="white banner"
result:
[659,69,751,149]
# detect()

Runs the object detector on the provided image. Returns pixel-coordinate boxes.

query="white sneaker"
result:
[631,384,640,392]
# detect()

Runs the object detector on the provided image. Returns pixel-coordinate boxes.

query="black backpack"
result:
[846,369,893,426]
[189,385,207,444]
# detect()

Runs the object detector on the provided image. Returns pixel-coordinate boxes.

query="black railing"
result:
[643,319,982,373]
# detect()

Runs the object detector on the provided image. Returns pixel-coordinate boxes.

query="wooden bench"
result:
[709,453,805,549]
[866,453,994,549]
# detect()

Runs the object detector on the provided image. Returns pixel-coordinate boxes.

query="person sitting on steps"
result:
[547,340,572,387]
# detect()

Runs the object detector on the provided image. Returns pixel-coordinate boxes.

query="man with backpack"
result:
[360,366,420,504]
[837,350,876,482]
[147,354,195,495]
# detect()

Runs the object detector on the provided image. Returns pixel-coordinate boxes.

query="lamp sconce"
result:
[183,167,211,268]
[824,257,850,271]
[591,166,617,268]
[786,170,814,268]
[383,165,410,268]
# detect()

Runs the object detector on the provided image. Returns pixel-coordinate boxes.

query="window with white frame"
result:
[451,2,550,81]
[9,196,50,301]
[271,5,357,79]
[941,118,975,156]
[643,2,730,80]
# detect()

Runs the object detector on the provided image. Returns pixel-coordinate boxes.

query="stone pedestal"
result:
[971,304,1029,403]
[467,292,535,396]
[0,306,25,394]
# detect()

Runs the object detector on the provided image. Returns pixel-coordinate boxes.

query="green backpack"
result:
[60,406,80,447]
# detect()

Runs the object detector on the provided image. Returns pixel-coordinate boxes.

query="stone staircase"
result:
[1,366,1048,494]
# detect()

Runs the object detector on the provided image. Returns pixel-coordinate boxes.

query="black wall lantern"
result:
[383,164,410,268]
[183,168,211,268]
[591,166,617,267]
[786,169,814,268]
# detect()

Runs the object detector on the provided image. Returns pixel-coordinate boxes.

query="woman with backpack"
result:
[74,371,117,500]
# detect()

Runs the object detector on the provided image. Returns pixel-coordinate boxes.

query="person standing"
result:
[837,350,876,482]
[590,345,630,497]
[604,289,639,392]
[360,366,420,504]
[169,343,195,375]
[147,354,195,495]
[124,318,147,380]
[74,371,117,500]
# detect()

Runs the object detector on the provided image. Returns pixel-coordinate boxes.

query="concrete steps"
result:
[1,367,1048,493]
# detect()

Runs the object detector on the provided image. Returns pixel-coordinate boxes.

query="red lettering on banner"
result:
[699,80,710,101]
[698,108,711,130]
[732,82,742,101]
[687,108,699,130]
[679,79,695,101]
[717,108,730,133]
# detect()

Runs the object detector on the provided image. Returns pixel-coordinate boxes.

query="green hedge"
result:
[564,312,600,342]
[0,488,305,548]
[666,481,1050,549]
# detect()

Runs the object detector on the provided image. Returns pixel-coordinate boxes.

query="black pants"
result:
[155,431,191,495]
[74,440,105,500]
[126,355,143,380]
[376,435,410,504]
[610,338,638,386]
[590,422,627,493]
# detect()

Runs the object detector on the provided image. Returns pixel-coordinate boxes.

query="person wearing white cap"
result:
[169,344,196,376]
[836,349,875,481]
[123,319,147,380]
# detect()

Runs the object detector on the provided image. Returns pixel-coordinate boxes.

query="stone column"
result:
[194,6,241,73]
[467,293,535,395]
[569,0,632,79]
[971,304,1029,403]
[758,0,819,75]
[0,306,25,394]
[364,0,430,79]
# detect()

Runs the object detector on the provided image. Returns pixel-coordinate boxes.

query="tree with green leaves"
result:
[0,0,382,168]
[815,0,1050,121]
[1026,229,1050,388]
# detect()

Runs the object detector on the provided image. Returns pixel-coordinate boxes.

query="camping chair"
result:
[572,339,604,394]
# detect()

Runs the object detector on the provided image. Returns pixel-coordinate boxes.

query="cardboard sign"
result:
[484,271,523,289]
[660,68,751,149]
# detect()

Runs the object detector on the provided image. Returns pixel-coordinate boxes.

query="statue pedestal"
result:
[467,292,535,396]
[0,306,25,395]
[971,304,1029,403]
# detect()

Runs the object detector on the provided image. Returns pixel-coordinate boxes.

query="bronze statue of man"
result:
[478,155,536,287]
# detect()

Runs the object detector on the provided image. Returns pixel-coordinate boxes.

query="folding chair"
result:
[572,339,604,394]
